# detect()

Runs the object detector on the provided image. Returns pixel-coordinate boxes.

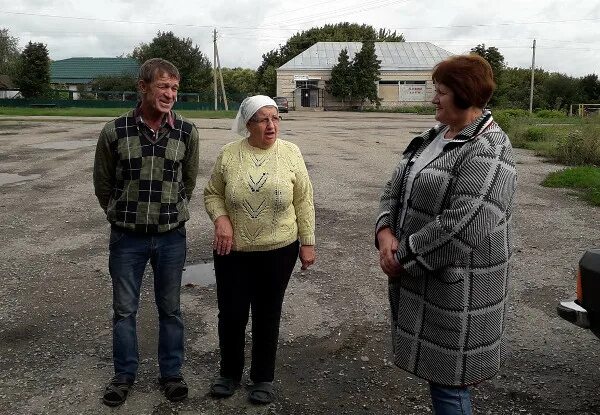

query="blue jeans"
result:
[429,383,472,415]
[108,226,187,381]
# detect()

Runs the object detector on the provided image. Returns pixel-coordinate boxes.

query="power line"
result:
[4,7,599,74]
[12,28,600,52]
[389,17,600,31]
[432,43,600,51]
[234,0,342,24]
[3,9,598,32]
[1,10,214,27]
[425,38,600,46]
[263,0,401,27]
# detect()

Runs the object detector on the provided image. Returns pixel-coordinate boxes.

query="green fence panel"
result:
[0,90,250,110]
[0,98,241,111]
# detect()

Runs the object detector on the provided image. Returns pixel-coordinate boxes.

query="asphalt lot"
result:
[0,111,599,414]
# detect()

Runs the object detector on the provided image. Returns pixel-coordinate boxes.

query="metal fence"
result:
[0,90,246,111]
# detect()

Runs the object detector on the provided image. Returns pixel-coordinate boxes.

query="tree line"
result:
[470,44,600,110]
[1,25,598,109]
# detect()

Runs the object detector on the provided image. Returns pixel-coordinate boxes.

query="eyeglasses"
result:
[252,116,280,126]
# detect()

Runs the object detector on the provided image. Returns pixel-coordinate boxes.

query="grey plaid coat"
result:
[375,112,517,386]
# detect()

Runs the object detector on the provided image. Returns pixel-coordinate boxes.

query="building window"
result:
[399,81,426,85]
[379,80,399,85]
[296,80,319,89]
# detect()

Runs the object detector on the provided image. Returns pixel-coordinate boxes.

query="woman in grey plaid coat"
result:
[375,55,517,415]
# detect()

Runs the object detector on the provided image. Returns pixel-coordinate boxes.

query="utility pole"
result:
[212,29,229,111]
[529,39,536,114]
[213,29,218,111]
[214,32,228,111]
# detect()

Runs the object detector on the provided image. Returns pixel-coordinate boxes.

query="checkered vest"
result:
[103,111,197,233]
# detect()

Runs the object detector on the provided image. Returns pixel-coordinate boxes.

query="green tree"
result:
[90,74,137,92]
[327,48,354,105]
[0,28,20,76]
[539,72,579,110]
[351,41,381,108]
[87,74,138,100]
[469,46,598,110]
[256,22,404,96]
[470,43,505,82]
[495,67,548,110]
[471,43,506,106]
[255,50,280,96]
[131,31,212,92]
[578,74,600,104]
[15,42,51,98]
[377,28,404,41]
[221,67,257,96]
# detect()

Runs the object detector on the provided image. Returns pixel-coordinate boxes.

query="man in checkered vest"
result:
[93,58,199,406]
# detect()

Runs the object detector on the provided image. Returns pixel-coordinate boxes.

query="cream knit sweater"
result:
[204,138,315,252]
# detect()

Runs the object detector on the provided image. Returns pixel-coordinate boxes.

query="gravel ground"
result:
[0,111,598,415]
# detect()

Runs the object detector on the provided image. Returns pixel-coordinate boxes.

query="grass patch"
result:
[542,166,600,206]
[365,105,436,115]
[493,109,600,205]
[0,106,237,119]
[535,109,567,118]
[495,110,600,166]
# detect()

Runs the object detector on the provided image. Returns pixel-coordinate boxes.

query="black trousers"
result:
[213,241,299,383]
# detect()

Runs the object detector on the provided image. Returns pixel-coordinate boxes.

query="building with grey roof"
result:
[276,42,452,110]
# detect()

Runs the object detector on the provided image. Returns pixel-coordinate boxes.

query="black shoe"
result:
[248,381,275,404]
[210,377,238,398]
[102,376,133,407]
[159,375,188,402]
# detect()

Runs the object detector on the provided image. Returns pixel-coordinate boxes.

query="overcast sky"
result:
[1,0,599,77]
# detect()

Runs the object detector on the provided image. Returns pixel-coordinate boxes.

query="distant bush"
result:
[503,108,530,118]
[522,126,550,142]
[492,109,531,133]
[492,111,513,132]
[498,108,530,118]
[553,126,600,166]
[535,109,566,118]
[410,105,436,115]
[366,105,435,115]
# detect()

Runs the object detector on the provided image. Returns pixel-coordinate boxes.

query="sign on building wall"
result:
[399,84,426,102]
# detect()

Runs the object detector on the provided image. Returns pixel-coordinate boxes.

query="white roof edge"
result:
[277,41,453,71]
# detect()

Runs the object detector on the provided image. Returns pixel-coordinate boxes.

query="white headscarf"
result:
[232,95,278,137]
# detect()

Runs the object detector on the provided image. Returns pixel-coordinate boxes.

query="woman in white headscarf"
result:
[204,95,316,404]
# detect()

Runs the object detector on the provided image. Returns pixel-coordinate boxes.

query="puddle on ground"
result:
[182,262,215,287]
[30,139,96,150]
[0,172,41,186]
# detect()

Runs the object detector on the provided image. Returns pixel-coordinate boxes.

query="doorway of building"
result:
[296,79,322,108]
[300,88,319,107]
[301,89,310,107]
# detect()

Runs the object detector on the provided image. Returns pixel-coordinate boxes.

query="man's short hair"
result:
[138,58,180,84]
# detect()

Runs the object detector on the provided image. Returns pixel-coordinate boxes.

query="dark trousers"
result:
[213,241,299,383]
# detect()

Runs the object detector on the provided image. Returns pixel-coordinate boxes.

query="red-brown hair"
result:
[432,54,496,109]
